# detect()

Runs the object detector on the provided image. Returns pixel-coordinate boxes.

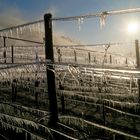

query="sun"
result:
[127,22,139,34]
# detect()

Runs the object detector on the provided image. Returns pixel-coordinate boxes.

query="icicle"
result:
[100,12,108,29]
[23,26,26,33]
[20,27,23,35]
[0,32,3,39]
[5,32,8,38]
[16,28,19,38]
[34,24,37,32]
[38,23,41,34]
[78,18,81,31]
[3,32,5,37]
[32,24,36,32]
[10,30,13,37]
[81,17,84,24]
[29,25,32,34]
[78,17,84,31]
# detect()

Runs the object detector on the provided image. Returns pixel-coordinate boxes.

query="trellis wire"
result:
[59,115,140,139]
[0,7,140,33]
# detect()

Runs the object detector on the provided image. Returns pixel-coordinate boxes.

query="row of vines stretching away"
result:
[0,9,140,140]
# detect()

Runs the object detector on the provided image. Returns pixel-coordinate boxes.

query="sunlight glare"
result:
[127,22,139,34]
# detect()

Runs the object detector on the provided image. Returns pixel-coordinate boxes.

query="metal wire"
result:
[0,7,140,32]
[0,35,44,44]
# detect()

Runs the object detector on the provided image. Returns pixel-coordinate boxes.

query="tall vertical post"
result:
[103,100,106,126]
[94,56,96,63]
[11,45,14,63]
[125,57,128,65]
[135,40,140,68]
[138,79,140,103]
[110,55,112,64]
[3,37,6,63]
[88,52,91,63]
[12,79,17,102]
[57,48,61,63]
[135,40,140,103]
[74,50,77,63]
[44,13,58,126]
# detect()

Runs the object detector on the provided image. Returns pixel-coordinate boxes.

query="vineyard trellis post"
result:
[44,13,58,127]
[88,52,91,63]
[110,55,112,64]
[74,50,77,63]
[57,48,62,63]
[3,37,6,63]
[103,100,106,126]
[135,40,140,68]
[126,57,128,65]
[135,40,140,103]
[11,45,14,63]
[12,79,17,102]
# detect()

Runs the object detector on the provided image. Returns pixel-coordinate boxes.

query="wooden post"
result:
[61,95,65,113]
[110,55,112,64]
[135,40,140,68]
[57,48,61,63]
[88,52,91,63]
[11,45,14,63]
[94,56,96,63]
[35,79,40,109]
[135,40,140,103]
[12,79,17,102]
[59,82,65,113]
[103,100,106,126]
[3,37,6,63]
[125,57,128,65]
[105,57,107,63]
[137,80,140,104]
[44,13,58,126]
[74,50,77,63]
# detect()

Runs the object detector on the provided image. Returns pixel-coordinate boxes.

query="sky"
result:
[0,0,140,44]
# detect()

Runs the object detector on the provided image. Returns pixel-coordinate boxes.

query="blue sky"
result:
[0,0,140,43]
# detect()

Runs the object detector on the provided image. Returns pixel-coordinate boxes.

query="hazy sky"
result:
[0,0,140,43]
